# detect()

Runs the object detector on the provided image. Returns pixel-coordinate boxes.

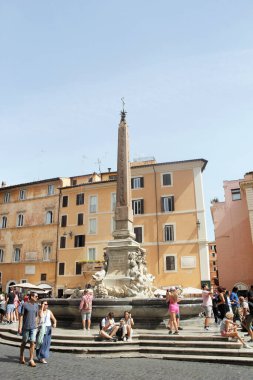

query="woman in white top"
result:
[36,301,57,364]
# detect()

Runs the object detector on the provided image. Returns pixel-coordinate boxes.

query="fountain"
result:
[46,105,202,328]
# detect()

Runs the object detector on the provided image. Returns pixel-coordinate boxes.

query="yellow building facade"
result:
[0,177,70,293]
[0,158,210,296]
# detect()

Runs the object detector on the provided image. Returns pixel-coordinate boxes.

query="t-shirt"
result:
[101,317,115,331]
[21,302,38,330]
[230,292,239,307]
[202,290,212,307]
[7,292,15,304]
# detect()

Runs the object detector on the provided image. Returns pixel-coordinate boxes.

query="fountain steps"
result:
[0,328,253,365]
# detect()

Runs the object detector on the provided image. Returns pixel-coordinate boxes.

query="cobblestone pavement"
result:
[1,343,253,380]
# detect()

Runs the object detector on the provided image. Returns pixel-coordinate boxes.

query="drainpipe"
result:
[152,165,160,274]
[54,187,61,296]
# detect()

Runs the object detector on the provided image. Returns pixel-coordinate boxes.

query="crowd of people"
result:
[201,283,253,349]
[0,287,57,367]
[0,283,252,367]
[79,287,134,342]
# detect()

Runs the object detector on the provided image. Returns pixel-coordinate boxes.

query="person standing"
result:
[36,301,57,364]
[79,289,93,332]
[217,286,228,321]
[201,284,213,331]
[18,292,39,367]
[166,287,180,335]
[230,287,241,322]
[6,286,15,324]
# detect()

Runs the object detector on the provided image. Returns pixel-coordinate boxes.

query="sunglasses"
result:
[43,303,48,306]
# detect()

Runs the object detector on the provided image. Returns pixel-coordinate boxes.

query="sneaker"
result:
[173,331,179,335]
[168,330,172,335]
[204,327,209,331]
[248,339,253,343]
[178,327,183,330]
[243,344,252,349]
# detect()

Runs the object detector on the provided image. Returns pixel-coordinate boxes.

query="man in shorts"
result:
[202,284,213,331]
[6,286,15,324]
[18,292,39,367]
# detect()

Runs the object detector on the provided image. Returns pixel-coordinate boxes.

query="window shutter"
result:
[140,177,144,188]
[171,196,175,211]
[161,197,165,212]
[131,178,134,189]
[141,199,144,214]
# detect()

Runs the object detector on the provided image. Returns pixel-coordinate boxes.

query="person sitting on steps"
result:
[99,312,119,341]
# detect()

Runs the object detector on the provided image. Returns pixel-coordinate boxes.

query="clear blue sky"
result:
[1,1,253,240]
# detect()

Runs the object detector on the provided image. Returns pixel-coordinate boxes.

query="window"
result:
[164,224,174,241]
[212,253,215,257]
[131,177,144,189]
[62,196,68,207]
[17,214,24,227]
[4,192,10,203]
[41,273,47,281]
[19,189,26,200]
[214,266,217,271]
[71,179,77,186]
[0,249,4,262]
[111,192,116,211]
[75,262,82,275]
[231,188,241,201]
[48,185,54,195]
[74,235,85,247]
[162,173,172,186]
[111,217,116,233]
[109,175,117,180]
[164,255,177,272]
[57,289,63,298]
[43,246,51,261]
[89,196,97,213]
[88,248,96,261]
[161,196,174,212]
[0,272,2,283]
[46,211,53,224]
[76,193,84,205]
[89,218,97,234]
[132,199,144,215]
[60,236,66,249]
[77,213,84,226]
[13,248,21,262]
[134,227,143,243]
[213,261,216,266]
[58,263,65,276]
[61,215,67,227]
[1,216,7,229]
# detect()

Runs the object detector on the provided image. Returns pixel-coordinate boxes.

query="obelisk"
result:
[93,104,154,297]
[113,108,135,240]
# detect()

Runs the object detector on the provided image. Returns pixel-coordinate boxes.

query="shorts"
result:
[202,305,212,318]
[245,314,253,330]
[6,304,15,314]
[22,328,37,343]
[0,308,6,316]
[81,311,91,321]
[169,303,179,314]
[221,330,229,337]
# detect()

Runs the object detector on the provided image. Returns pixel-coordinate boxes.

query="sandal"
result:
[39,359,47,364]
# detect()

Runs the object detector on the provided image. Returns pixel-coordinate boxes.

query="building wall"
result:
[0,159,210,295]
[211,178,253,290]
[0,179,66,292]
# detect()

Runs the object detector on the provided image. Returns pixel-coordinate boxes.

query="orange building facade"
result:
[0,158,210,296]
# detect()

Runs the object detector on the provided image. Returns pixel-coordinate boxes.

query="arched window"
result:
[17,214,24,227]
[13,248,20,262]
[46,211,53,224]
[1,216,7,229]
[0,249,4,262]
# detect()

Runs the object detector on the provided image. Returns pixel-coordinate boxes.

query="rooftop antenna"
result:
[95,158,102,174]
